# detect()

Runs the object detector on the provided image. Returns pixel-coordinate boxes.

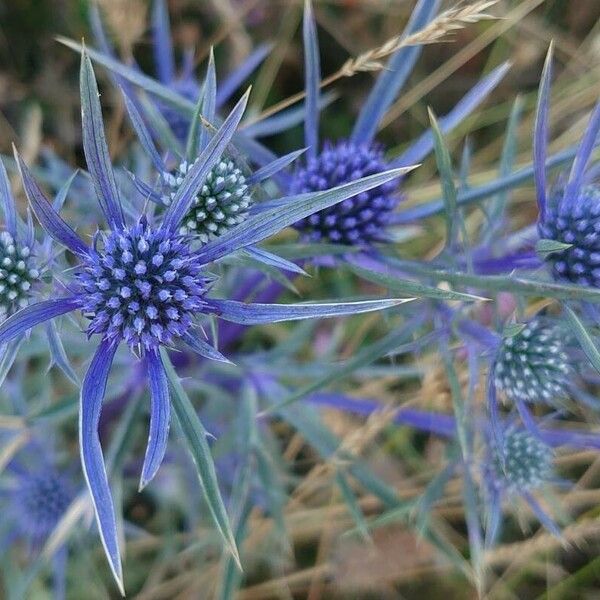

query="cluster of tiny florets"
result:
[13,470,73,541]
[0,231,40,314]
[290,140,400,245]
[489,429,554,492]
[159,77,200,140]
[494,319,571,404]
[163,159,252,243]
[77,219,210,351]
[538,186,600,287]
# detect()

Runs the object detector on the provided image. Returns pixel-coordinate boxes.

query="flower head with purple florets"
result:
[0,438,75,599]
[287,0,509,249]
[290,140,397,244]
[0,162,41,317]
[534,43,600,288]
[4,49,412,593]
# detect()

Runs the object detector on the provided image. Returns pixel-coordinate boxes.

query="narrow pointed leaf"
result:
[217,43,271,106]
[210,297,410,324]
[247,149,306,185]
[80,339,123,594]
[46,321,79,385]
[152,0,175,84]
[140,349,171,490]
[197,166,417,264]
[564,99,600,206]
[182,331,233,364]
[80,49,124,230]
[534,43,553,218]
[15,150,89,256]
[122,87,165,172]
[160,348,241,568]
[564,305,600,375]
[0,158,17,236]
[303,0,321,158]
[0,298,79,346]
[392,62,510,169]
[198,49,217,152]
[428,108,458,247]
[351,0,439,143]
[240,246,308,276]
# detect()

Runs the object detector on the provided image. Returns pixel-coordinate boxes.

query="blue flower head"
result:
[291,140,398,244]
[162,158,253,242]
[5,49,409,593]
[493,318,571,405]
[487,428,554,494]
[78,218,211,350]
[534,43,600,286]
[10,467,74,547]
[1,439,75,552]
[291,0,509,248]
[0,162,41,316]
[483,425,561,543]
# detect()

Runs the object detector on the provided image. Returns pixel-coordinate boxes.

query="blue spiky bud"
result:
[76,219,209,351]
[494,319,570,404]
[538,185,600,287]
[290,140,399,245]
[163,158,253,244]
[490,429,554,492]
[0,231,40,314]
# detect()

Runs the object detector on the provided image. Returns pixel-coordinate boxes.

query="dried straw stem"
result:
[244,1,499,127]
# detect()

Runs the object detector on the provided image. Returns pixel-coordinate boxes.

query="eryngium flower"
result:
[78,218,210,349]
[494,319,570,404]
[0,162,42,317]
[482,425,561,542]
[489,429,554,493]
[538,186,600,286]
[6,50,408,592]
[292,0,508,249]
[290,141,398,244]
[534,43,600,287]
[11,469,74,545]
[163,159,252,242]
[0,230,40,313]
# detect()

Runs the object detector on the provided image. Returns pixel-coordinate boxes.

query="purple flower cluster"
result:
[538,186,600,286]
[291,141,399,244]
[77,218,210,350]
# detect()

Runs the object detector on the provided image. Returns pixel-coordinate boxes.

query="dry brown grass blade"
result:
[335,1,499,78]
[242,0,500,128]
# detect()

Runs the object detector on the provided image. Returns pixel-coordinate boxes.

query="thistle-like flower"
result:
[291,141,397,244]
[483,426,560,543]
[488,428,554,493]
[163,158,252,242]
[534,43,600,287]
[0,163,41,316]
[5,50,411,592]
[0,440,75,599]
[10,467,74,547]
[288,0,508,248]
[493,318,571,405]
